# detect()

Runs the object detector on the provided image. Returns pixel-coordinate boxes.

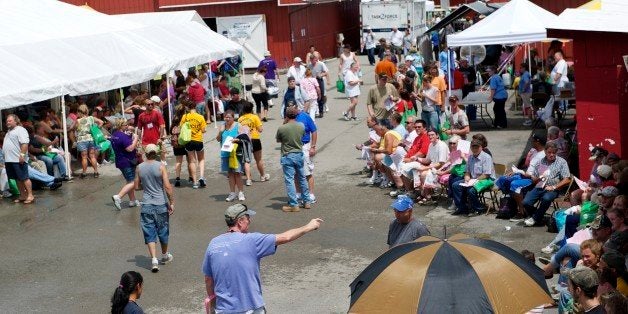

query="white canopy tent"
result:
[118,10,206,26]
[549,0,628,33]
[446,0,557,47]
[0,0,242,109]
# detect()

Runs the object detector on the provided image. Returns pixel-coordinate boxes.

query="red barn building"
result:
[62,0,360,68]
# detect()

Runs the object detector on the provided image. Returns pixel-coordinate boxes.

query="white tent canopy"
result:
[0,0,242,109]
[549,0,628,33]
[118,10,206,26]
[446,0,557,47]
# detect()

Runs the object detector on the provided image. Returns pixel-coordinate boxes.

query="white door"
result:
[216,14,268,69]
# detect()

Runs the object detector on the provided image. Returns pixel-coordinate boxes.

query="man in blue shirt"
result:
[202,204,323,313]
[295,104,319,203]
[452,139,495,216]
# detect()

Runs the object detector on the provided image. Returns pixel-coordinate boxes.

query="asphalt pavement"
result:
[0,55,558,313]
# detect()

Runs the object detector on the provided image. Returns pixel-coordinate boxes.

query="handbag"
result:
[336,77,345,93]
[178,121,192,146]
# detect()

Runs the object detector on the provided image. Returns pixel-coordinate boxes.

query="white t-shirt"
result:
[340,52,355,75]
[422,86,440,112]
[363,32,376,49]
[2,126,29,163]
[426,140,449,165]
[390,30,404,47]
[287,65,306,81]
[404,130,418,147]
[344,70,361,98]
[551,59,569,87]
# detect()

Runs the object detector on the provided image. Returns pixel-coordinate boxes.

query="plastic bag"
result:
[229,143,239,169]
[90,123,106,145]
[579,201,599,226]
[473,178,494,193]
[336,77,345,93]
[178,122,192,146]
[423,170,438,188]
[9,179,19,196]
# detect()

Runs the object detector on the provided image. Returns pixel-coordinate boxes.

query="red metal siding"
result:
[549,30,628,176]
[159,0,269,8]
[62,0,156,14]
[530,0,589,15]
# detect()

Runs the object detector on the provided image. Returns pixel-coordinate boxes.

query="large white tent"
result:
[446,0,557,47]
[0,0,242,108]
[549,0,628,33]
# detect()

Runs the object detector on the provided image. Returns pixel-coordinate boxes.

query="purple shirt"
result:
[111,130,136,169]
[258,58,277,80]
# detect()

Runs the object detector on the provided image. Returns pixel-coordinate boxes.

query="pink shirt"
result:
[300,77,319,100]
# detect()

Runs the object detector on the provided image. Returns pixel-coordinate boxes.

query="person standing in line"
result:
[487,66,509,129]
[202,204,323,313]
[361,27,376,66]
[402,28,414,56]
[251,66,269,122]
[111,271,145,314]
[110,119,139,210]
[135,144,174,273]
[216,110,245,202]
[3,114,34,204]
[179,101,207,189]
[238,102,270,186]
[276,106,311,212]
[343,62,362,121]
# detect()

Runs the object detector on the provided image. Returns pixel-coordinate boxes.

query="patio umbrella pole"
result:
[60,95,72,179]
[208,69,218,129]
[166,75,173,127]
[119,88,125,116]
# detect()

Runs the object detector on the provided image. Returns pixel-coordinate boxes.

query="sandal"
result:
[23,198,35,204]
[418,198,434,206]
[14,199,23,203]
[93,172,100,178]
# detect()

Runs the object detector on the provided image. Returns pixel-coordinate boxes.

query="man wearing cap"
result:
[523,142,572,227]
[566,267,605,313]
[374,52,397,82]
[451,139,495,216]
[137,97,167,163]
[135,143,174,272]
[225,87,253,119]
[202,204,323,313]
[443,95,470,140]
[388,196,430,248]
[367,73,399,120]
[287,57,306,82]
[361,27,376,66]
[258,51,278,81]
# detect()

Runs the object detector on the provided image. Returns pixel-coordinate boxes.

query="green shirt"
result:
[276,121,304,156]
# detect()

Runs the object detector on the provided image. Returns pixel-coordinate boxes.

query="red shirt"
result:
[137,110,165,145]
[405,132,429,158]
[395,99,412,114]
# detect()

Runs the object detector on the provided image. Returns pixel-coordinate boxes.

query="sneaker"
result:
[524,217,536,227]
[541,244,557,255]
[174,177,181,187]
[538,257,551,265]
[238,192,246,201]
[523,119,533,126]
[379,179,391,189]
[260,174,270,182]
[343,112,350,121]
[151,258,159,273]
[300,202,311,209]
[225,192,237,202]
[309,194,316,204]
[112,195,122,210]
[351,116,357,121]
[245,179,252,186]
[389,189,405,197]
[509,214,526,223]
[192,183,199,189]
[447,201,457,211]
[1,191,12,198]
[199,178,206,188]
[161,252,174,264]
[188,177,193,183]
[367,176,382,185]
[49,182,62,191]
[325,106,329,112]
[128,200,139,207]
[282,205,300,212]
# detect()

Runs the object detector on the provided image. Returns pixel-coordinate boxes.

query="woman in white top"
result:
[343,62,362,121]
[299,69,321,120]
[338,44,359,77]
[251,66,269,121]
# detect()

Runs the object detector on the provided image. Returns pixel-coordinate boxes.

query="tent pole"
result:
[527,44,532,78]
[447,47,452,97]
[208,68,218,129]
[60,95,72,179]
[0,110,3,131]
[166,75,173,128]
[119,88,125,116]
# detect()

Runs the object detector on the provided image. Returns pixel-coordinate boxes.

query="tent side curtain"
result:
[446,0,557,47]
[0,0,242,109]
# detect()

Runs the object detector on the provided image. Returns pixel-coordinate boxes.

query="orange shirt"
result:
[431,76,447,105]
[374,60,397,80]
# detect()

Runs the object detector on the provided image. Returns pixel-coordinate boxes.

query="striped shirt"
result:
[527,156,570,188]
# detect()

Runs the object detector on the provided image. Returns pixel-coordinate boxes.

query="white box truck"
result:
[360,0,428,44]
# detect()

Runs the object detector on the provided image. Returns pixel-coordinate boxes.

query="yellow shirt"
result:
[379,130,402,150]
[180,112,206,142]
[238,113,262,140]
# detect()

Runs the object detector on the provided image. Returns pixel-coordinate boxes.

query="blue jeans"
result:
[421,110,439,132]
[447,174,463,198]
[550,243,579,313]
[366,47,375,65]
[523,187,559,222]
[452,180,484,213]
[37,154,67,177]
[140,203,169,244]
[27,165,54,187]
[281,152,310,206]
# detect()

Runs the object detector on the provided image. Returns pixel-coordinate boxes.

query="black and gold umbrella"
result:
[349,234,552,313]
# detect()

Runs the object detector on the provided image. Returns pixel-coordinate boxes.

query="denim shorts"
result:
[5,162,28,181]
[140,204,169,244]
[119,167,136,183]
[221,156,243,173]
[77,140,98,152]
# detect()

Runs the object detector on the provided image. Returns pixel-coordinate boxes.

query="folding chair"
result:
[482,163,506,215]
[530,92,550,128]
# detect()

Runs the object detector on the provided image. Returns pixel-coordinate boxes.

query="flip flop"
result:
[23,198,35,204]
[14,199,23,203]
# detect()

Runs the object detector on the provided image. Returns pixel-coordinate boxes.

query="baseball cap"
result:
[590,214,612,230]
[565,266,599,290]
[589,146,609,161]
[293,56,302,63]
[405,55,415,62]
[597,165,613,179]
[225,204,256,221]
[144,143,159,155]
[391,195,414,212]
[264,50,271,56]
[601,251,626,272]
[150,95,161,103]
[599,186,619,198]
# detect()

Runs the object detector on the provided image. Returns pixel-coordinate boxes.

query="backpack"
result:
[171,125,181,148]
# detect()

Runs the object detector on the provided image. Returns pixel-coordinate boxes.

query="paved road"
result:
[0,56,557,313]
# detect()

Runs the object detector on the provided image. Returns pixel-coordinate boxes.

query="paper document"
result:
[574,176,588,190]
[459,179,477,187]
[385,98,396,111]
[450,150,462,165]
[511,165,525,175]
[457,140,471,154]
[220,136,235,152]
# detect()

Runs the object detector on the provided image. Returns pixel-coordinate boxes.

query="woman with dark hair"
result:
[110,119,139,210]
[487,66,508,129]
[171,104,192,187]
[251,66,269,121]
[179,100,207,189]
[111,271,144,314]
